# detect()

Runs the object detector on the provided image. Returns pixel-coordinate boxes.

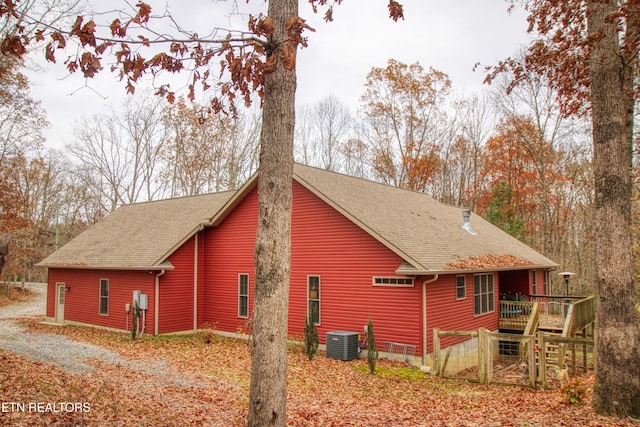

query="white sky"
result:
[24,0,532,149]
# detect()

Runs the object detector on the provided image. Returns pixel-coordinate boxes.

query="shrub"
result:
[131,301,140,340]
[304,313,319,360]
[366,318,378,374]
[561,376,587,405]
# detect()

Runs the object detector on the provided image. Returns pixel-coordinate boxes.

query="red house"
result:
[38,164,557,367]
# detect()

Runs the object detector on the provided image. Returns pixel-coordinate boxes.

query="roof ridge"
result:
[293,162,463,209]
[118,189,237,208]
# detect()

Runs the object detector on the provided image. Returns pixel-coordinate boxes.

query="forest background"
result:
[0,0,628,297]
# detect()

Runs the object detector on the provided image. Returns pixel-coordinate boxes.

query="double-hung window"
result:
[456,275,466,300]
[308,275,321,325]
[99,279,109,315]
[238,274,249,318]
[532,270,537,295]
[473,273,494,316]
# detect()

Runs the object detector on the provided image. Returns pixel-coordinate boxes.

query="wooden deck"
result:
[499,296,595,335]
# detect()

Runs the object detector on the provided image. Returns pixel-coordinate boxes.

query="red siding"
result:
[47,268,155,333]
[289,182,421,350]
[425,273,500,353]
[203,182,422,352]
[157,235,197,334]
[202,188,258,333]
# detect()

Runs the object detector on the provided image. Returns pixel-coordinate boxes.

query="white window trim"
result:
[473,273,495,316]
[238,273,249,319]
[307,275,321,326]
[456,275,466,300]
[532,270,537,295]
[372,276,414,287]
[99,278,109,316]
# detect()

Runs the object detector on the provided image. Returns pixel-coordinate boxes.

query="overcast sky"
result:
[24,0,533,149]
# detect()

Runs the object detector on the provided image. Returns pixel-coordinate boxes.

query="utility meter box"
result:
[139,293,148,310]
[132,290,148,310]
[133,290,141,307]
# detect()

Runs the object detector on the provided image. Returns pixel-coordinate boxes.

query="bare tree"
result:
[68,92,166,211]
[295,94,353,172]
[160,98,259,196]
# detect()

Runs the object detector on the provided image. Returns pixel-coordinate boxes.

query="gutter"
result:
[35,264,175,271]
[154,269,166,335]
[397,264,557,276]
[422,274,438,367]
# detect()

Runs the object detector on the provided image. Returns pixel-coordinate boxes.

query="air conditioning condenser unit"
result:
[326,331,359,361]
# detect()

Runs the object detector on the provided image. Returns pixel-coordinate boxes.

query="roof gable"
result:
[292,164,557,273]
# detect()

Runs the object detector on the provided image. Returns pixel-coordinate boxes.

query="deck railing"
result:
[529,294,584,317]
[499,300,535,331]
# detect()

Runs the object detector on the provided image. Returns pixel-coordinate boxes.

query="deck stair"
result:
[500,295,597,372]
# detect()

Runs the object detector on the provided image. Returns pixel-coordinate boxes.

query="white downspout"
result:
[193,230,200,333]
[422,275,438,366]
[154,269,166,335]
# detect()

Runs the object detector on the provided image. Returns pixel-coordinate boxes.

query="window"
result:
[456,275,466,299]
[308,276,321,325]
[238,274,249,318]
[99,279,109,315]
[542,270,548,294]
[532,270,537,295]
[473,273,494,316]
[373,277,414,287]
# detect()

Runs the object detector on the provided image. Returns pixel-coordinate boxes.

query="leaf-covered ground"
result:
[0,319,638,426]
[0,286,32,308]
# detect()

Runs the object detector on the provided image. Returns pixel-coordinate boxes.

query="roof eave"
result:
[35,262,175,271]
[396,263,559,276]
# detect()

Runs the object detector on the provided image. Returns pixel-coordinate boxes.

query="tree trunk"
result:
[587,0,640,418]
[248,0,297,425]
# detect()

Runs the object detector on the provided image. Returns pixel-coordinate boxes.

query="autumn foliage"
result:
[0,0,403,115]
[0,319,635,426]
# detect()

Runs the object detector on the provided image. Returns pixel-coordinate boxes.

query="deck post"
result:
[478,328,487,384]
[537,331,546,387]
[433,328,441,376]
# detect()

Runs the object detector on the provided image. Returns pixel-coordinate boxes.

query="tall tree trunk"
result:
[248,0,297,425]
[587,0,640,418]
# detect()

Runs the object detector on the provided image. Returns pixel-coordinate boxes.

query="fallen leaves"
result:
[446,253,535,270]
[0,286,33,308]
[0,319,634,426]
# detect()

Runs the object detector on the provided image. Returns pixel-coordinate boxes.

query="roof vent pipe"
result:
[462,210,477,235]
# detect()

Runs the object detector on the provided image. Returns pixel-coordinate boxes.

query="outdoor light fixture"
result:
[558,271,576,297]
[65,286,71,292]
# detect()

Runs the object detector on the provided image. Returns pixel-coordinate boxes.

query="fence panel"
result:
[433,328,482,382]
[486,332,536,387]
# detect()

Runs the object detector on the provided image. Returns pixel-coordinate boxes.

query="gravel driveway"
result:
[0,283,126,374]
[0,283,204,387]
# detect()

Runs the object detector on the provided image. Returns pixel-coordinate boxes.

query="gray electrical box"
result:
[133,290,141,308]
[139,293,148,310]
[132,291,148,310]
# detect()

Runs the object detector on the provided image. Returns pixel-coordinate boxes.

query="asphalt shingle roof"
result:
[293,164,557,273]
[38,191,234,270]
[39,164,557,272]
